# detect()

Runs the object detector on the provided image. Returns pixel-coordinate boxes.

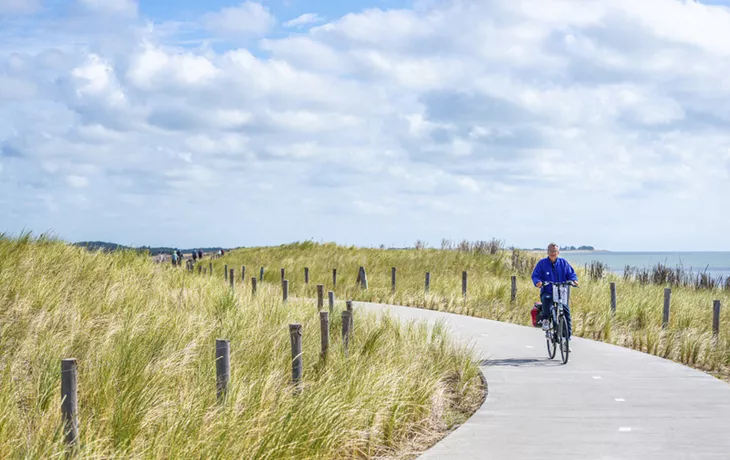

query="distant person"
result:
[531,243,579,340]
[171,251,178,266]
[192,251,197,262]
[198,249,203,260]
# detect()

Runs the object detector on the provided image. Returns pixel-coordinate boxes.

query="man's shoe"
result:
[541,319,550,331]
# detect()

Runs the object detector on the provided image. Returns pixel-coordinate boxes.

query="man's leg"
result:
[540,293,553,330]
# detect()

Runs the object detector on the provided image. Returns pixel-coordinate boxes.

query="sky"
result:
[1,0,730,251]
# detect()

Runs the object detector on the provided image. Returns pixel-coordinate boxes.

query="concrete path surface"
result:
[355,302,730,460]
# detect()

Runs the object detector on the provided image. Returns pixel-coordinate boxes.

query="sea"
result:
[558,252,730,279]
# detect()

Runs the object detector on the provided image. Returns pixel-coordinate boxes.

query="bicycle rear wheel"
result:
[559,316,570,364]
[546,322,556,359]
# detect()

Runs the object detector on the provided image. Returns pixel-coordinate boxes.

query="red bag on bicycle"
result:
[531,303,542,327]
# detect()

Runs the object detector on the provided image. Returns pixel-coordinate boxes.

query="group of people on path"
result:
[171,248,206,267]
[170,248,226,267]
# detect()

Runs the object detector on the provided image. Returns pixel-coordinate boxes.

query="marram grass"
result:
[216,241,730,382]
[0,234,484,459]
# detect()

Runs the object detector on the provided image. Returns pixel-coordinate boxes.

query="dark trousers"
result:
[540,293,572,339]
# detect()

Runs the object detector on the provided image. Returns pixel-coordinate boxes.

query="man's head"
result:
[547,243,559,262]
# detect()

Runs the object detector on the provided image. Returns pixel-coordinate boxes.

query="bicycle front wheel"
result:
[559,315,570,364]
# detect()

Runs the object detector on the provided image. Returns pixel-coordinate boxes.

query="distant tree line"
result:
[74,241,224,256]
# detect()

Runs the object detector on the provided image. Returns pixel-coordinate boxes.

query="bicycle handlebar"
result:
[539,280,579,288]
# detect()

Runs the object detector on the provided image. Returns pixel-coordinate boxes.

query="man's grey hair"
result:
[547,243,559,251]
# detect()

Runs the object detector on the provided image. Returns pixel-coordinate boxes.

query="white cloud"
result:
[125,44,221,91]
[283,13,324,28]
[204,1,276,38]
[2,0,730,250]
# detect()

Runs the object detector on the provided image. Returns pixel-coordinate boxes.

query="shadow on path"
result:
[480,358,564,368]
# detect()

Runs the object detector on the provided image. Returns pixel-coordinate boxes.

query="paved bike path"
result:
[355,302,730,460]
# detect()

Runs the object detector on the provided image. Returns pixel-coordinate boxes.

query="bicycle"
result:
[539,280,577,364]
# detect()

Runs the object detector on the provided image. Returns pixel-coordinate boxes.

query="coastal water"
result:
[561,252,730,279]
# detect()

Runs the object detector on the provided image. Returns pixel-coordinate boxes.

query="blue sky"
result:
[2,0,730,251]
[139,0,413,22]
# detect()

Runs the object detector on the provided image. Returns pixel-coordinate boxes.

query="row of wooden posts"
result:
[193,262,723,337]
[206,264,723,338]
[200,263,514,302]
[605,283,723,336]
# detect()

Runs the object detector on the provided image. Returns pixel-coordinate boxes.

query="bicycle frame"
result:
[548,282,571,328]
[541,280,576,364]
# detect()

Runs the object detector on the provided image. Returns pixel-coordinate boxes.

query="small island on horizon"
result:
[525,245,610,253]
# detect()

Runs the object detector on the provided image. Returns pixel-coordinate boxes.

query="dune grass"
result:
[0,234,484,458]
[214,241,730,381]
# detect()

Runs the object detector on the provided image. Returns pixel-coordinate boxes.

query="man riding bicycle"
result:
[531,243,579,341]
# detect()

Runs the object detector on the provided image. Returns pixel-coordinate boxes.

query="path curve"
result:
[355,301,730,460]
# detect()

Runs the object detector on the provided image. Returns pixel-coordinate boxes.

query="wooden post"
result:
[462,271,467,298]
[346,300,354,335]
[662,288,671,328]
[320,311,330,358]
[229,269,234,289]
[342,311,351,356]
[283,280,289,302]
[290,324,303,385]
[209,262,212,276]
[391,267,396,293]
[203,268,207,275]
[713,300,721,337]
[259,267,264,282]
[198,265,202,275]
[425,272,430,293]
[333,268,337,288]
[328,291,334,313]
[225,264,228,282]
[61,358,78,449]
[317,284,324,309]
[281,268,285,282]
[241,266,246,282]
[304,267,309,284]
[252,277,257,295]
[215,339,230,402]
[511,276,517,303]
[610,282,617,316]
[359,267,368,289]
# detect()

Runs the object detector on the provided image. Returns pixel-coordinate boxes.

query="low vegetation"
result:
[215,241,730,382]
[0,233,484,458]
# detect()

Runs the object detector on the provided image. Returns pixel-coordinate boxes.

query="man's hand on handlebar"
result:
[535,281,543,288]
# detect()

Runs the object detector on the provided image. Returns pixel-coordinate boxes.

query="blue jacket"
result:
[531,257,578,296]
